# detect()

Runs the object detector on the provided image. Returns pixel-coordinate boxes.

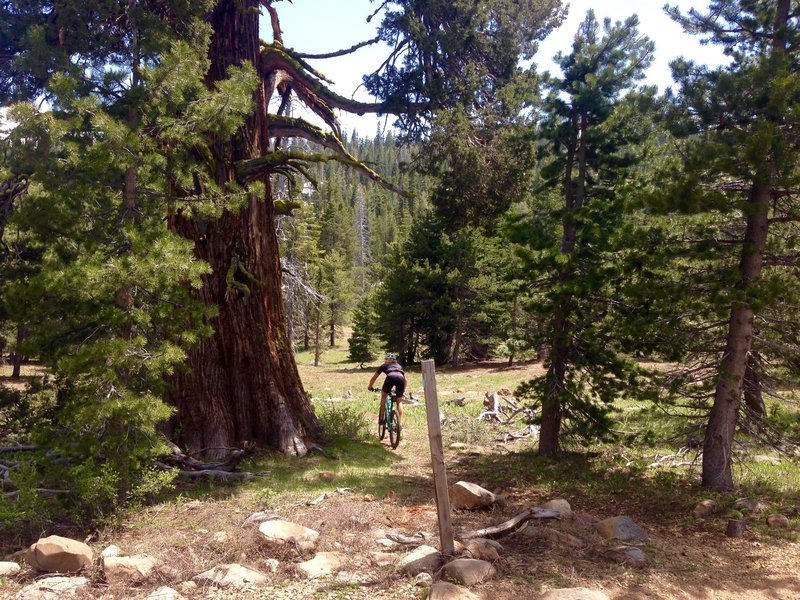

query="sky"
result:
[271,0,728,135]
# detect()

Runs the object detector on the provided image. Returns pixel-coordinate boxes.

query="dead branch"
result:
[0,445,37,454]
[460,507,561,540]
[293,36,381,59]
[161,445,246,473]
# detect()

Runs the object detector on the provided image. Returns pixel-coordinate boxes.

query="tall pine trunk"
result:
[702,182,770,489]
[539,112,584,456]
[167,0,318,457]
[701,0,788,490]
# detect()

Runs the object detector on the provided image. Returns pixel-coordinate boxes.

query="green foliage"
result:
[348,298,377,365]
[315,401,371,442]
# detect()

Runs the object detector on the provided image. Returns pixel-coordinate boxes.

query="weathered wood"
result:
[162,445,245,473]
[422,359,455,556]
[0,445,37,454]
[460,507,562,540]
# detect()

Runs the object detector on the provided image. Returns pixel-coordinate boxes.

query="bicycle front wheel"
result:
[389,409,401,449]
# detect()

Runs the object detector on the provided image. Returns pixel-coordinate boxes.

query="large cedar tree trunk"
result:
[167,0,319,457]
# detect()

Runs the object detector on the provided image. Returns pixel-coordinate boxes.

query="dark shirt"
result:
[376,361,404,377]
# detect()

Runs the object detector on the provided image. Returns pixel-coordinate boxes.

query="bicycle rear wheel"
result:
[378,412,386,441]
[389,409,401,449]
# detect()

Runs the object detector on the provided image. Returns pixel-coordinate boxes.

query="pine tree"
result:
[348,298,377,367]
[517,10,655,455]
[657,0,800,490]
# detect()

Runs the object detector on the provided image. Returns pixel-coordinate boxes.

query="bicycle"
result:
[369,387,402,449]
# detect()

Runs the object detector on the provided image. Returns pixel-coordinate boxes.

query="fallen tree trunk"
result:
[460,507,561,540]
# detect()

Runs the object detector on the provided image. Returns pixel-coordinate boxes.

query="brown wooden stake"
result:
[422,359,455,556]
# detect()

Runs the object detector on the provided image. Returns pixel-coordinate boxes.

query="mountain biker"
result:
[367,351,406,424]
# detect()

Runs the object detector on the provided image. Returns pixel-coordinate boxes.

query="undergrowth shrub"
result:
[316,401,370,442]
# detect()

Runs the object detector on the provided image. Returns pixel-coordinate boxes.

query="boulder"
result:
[14,576,89,600]
[414,572,433,587]
[396,545,444,576]
[147,586,186,600]
[540,589,610,600]
[100,545,122,558]
[463,538,502,561]
[767,514,790,528]
[734,497,767,514]
[441,558,497,586]
[25,536,94,573]
[428,581,482,600]
[102,554,159,584]
[521,526,584,549]
[0,561,21,577]
[606,545,646,568]
[595,516,648,542]
[542,498,573,519]
[449,481,505,510]
[572,512,600,529]
[192,563,268,589]
[258,519,319,553]
[297,552,348,579]
[693,500,717,518]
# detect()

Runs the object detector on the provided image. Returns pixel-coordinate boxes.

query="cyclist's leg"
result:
[386,374,406,419]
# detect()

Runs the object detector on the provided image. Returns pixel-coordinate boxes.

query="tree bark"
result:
[702,182,770,490]
[167,0,319,458]
[701,0,787,490]
[743,354,765,417]
[539,112,582,456]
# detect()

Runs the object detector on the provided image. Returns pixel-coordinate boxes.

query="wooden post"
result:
[422,359,455,556]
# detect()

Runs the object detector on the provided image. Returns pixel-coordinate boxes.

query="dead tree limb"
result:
[460,507,561,540]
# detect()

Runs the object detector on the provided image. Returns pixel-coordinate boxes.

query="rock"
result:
[175,581,198,595]
[449,443,470,450]
[192,563,268,589]
[449,481,505,510]
[100,545,122,558]
[415,572,433,587]
[441,558,497,585]
[258,519,319,553]
[334,571,361,584]
[376,538,397,549]
[595,516,648,542]
[725,519,746,538]
[265,558,279,573]
[767,514,790,528]
[463,538,502,561]
[735,497,767,514]
[606,545,646,568]
[428,581,481,600]
[14,576,89,600]
[396,545,444,576]
[147,586,186,600]
[26,536,94,573]
[103,554,159,584]
[540,588,610,600]
[297,552,348,579]
[212,531,229,544]
[318,471,336,481]
[542,498,573,519]
[521,526,584,549]
[572,512,600,529]
[369,552,397,567]
[693,500,717,518]
[0,561,21,576]
[753,454,781,465]
[242,511,274,528]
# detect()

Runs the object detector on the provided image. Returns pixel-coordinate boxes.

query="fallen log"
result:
[460,507,562,540]
[0,445,37,454]
[162,444,246,473]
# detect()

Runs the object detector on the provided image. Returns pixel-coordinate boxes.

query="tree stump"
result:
[725,519,746,537]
